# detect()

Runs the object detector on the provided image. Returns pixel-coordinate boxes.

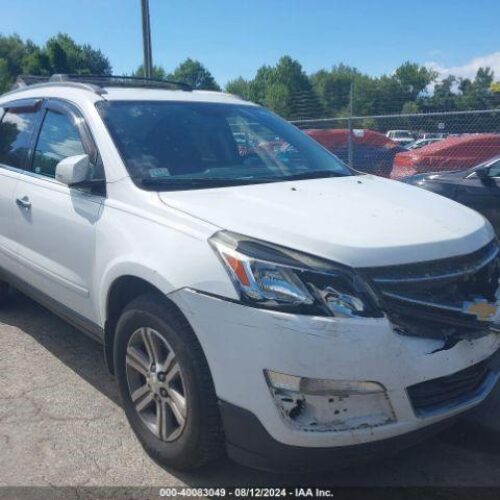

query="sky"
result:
[1,0,499,86]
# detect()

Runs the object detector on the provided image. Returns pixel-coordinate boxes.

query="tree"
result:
[0,58,11,92]
[46,38,70,73]
[225,77,251,99]
[401,101,420,130]
[0,34,28,90]
[132,64,168,79]
[0,33,112,93]
[393,62,437,101]
[22,48,51,75]
[236,56,323,119]
[169,58,220,90]
[270,56,323,119]
[425,67,496,115]
[310,62,436,119]
[45,34,111,75]
[263,82,290,117]
[311,64,359,116]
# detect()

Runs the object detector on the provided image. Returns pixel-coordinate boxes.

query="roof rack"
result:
[8,74,192,96]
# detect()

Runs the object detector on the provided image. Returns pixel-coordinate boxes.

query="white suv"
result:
[386,129,415,146]
[0,75,499,473]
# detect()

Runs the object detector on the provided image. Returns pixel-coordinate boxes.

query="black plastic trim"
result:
[3,98,43,113]
[0,265,104,344]
[219,400,455,473]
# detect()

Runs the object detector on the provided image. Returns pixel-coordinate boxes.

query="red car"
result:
[391,134,500,180]
[305,128,404,177]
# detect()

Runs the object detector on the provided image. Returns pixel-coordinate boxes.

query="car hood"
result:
[158,175,494,268]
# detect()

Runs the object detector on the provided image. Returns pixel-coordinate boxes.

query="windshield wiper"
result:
[139,170,349,191]
[277,170,349,181]
[139,177,269,190]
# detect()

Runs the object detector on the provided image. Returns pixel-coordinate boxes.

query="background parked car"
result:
[419,132,448,140]
[391,133,500,179]
[305,128,405,176]
[385,129,415,146]
[405,137,443,150]
[403,156,500,234]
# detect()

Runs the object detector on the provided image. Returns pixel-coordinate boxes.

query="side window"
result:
[33,110,85,178]
[0,109,40,169]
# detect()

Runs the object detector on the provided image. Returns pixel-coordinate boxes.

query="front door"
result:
[12,100,104,326]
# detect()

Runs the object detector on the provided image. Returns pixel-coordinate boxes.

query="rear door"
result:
[11,99,104,328]
[0,100,43,277]
[455,160,500,233]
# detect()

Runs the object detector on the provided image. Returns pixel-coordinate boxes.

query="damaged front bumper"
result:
[171,287,500,471]
[361,239,500,342]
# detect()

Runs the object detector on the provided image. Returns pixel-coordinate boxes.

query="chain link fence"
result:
[292,109,500,179]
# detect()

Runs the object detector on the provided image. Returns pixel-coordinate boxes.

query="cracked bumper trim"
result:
[219,399,455,473]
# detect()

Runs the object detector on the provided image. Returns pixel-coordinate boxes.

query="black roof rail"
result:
[7,74,193,96]
[21,74,190,91]
[14,75,52,86]
[4,75,105,97]
[52,74,192,91]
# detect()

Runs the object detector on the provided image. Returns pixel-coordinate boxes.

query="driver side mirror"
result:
[475,167,488,180]
[55,154,91,186]
[474,166,497,186]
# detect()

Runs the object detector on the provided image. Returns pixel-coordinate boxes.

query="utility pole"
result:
[141,0,153,78]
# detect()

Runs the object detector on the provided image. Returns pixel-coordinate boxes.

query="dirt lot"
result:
[0,291,499,498]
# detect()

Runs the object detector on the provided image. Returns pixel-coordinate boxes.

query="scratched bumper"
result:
[171,288,500,449]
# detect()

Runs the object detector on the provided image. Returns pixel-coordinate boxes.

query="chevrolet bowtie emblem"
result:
[463,300,499,322]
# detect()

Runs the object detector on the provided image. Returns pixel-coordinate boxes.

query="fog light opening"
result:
[265,370,396,432]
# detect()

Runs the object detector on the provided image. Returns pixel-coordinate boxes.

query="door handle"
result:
[16,196,32,210]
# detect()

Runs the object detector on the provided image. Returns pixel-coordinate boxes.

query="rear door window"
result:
[0,109,40,169]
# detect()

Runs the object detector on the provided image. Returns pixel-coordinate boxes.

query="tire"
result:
[0,281,9,306]
[114,293,224,471]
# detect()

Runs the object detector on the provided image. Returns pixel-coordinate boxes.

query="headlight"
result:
[209,231,382,318]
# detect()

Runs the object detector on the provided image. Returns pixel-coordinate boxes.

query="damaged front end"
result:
[264,371,396,432]
[361,239,500,345]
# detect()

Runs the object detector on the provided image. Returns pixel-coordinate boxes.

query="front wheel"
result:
[114,293,224,470]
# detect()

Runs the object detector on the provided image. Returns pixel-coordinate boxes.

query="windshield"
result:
[96,101,351,190]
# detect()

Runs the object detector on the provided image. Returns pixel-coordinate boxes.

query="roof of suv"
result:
[0,82,252,108]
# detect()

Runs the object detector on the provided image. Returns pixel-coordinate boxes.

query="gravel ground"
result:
[0,291,499,498]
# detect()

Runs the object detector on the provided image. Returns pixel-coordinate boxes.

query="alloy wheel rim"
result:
[125,327,187,442]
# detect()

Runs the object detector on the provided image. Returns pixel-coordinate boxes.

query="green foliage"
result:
[263,82,290,117]
[0,33,112,93]
[0,59,11,92]
[131,64,167,80]
[393,62,437,101]
[225,56,323,120]
[225,77,251,99]
[400,101,420,129]
[169,58,220,90]
[310,64,359,115]
[1,31,497,123]
[131,58,220,90]
[229,58,497,120]
[44,34,111,75]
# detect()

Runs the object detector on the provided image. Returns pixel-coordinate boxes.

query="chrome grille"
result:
[361,240,500,339]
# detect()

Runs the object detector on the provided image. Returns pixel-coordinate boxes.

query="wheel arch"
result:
[103,274,187,375]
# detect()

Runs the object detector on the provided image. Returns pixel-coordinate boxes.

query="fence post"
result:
[347,81,354,168]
